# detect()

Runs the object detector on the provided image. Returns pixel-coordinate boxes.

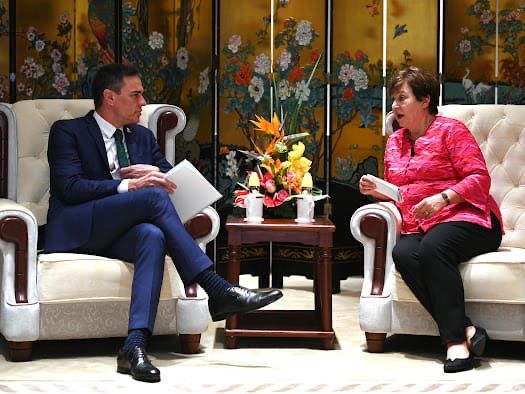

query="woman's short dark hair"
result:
[92,64,141,109]
[388,66,439,115]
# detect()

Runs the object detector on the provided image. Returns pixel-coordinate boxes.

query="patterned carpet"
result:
[1,381,525,393]
[1,277,524,393]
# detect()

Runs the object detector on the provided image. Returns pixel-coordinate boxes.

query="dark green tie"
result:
[114,128,130,168]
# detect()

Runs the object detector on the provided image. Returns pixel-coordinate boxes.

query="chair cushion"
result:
[393,247,525,304]
[37,253,184,303]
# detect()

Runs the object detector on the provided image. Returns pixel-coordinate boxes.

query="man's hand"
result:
[120,164,160,179]
[127,170,177,193]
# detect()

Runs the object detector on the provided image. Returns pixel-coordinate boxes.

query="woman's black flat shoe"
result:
[444,353,474,373]
[469,326,488,357]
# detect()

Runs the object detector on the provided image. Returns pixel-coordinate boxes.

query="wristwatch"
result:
[441,192,450,205]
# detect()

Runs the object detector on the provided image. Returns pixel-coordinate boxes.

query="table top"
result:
[225,215,335,233]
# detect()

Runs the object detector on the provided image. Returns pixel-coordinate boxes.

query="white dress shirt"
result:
[93,111,129,193]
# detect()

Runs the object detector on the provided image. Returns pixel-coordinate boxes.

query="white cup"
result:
[296,194,315,223]
[245,192,264,222]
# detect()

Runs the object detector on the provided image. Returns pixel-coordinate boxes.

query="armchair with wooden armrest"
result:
[0,99,219,361]
[351,105,525,352]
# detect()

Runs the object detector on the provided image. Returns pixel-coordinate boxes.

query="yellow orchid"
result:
[287,141,306,161]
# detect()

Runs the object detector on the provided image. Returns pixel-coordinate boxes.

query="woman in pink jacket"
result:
[359,66,503,373]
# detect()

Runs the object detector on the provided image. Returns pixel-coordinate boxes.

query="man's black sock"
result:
[122,328,149,353]
[195,269,233,299]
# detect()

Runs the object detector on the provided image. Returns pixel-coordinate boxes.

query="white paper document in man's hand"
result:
[165,159,222,224]
[367,174,403,202]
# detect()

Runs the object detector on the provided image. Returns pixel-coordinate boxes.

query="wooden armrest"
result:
[156,111,180,156]
[360,214,388,296]
[0,217,29,303]
[0,110,8,198]
[184,212,213,240]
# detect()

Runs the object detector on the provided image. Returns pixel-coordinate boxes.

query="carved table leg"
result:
[318,246,333,350]
[225,244,241,349]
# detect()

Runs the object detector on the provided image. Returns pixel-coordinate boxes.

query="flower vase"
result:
[244,192,264,222]
[263,200,297,219]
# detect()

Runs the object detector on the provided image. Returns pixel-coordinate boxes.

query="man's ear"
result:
[102,89,115,107]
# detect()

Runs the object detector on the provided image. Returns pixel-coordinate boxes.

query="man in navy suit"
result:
[46,64,282,383]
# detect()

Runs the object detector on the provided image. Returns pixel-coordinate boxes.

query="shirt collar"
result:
[93,111,129,139]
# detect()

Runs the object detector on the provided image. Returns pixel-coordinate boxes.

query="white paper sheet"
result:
[367,174,403,202]
[165,159,222,223]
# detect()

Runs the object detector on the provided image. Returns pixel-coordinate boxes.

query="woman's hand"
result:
[413,194,448,219]
[359,175,377,195]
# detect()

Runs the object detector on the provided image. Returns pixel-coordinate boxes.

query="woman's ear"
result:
[422,95,430,109]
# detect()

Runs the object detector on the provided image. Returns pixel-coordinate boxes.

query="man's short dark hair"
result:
[92,64,141,109]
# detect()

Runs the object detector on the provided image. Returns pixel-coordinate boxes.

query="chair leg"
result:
[179,334,201,354]
[9,341,33,361]
[365,332,386,353]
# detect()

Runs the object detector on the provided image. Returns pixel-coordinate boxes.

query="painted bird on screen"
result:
[393,23,408,39]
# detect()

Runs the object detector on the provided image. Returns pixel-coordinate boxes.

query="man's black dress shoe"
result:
[468,326,488,356]
[443,353,474,373]
[117,346,160,383]
[209,286,283,321]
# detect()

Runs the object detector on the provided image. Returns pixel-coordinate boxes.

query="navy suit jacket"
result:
[45,110,172,252]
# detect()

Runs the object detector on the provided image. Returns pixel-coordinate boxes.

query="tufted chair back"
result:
[6,100,94,226]
[437,105,525,248]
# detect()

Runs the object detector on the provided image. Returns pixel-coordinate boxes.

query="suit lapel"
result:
[85,112,111,171]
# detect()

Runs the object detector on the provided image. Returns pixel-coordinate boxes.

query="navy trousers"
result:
[392,212,502,345]
[75,188,213,332]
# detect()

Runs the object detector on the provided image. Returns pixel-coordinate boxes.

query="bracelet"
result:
[441,192,450,205]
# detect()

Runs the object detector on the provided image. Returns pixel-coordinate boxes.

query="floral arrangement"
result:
[233,113,315,209]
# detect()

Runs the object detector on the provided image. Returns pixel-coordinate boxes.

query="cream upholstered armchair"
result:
[351,105,525,352]
[0,99,220,361]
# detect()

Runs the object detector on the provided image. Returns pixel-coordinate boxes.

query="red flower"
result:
[219,146,230,155]
[263,178,277,194]
[343,50,352,59]
[235,64,252,85]
[343,87,354,100]
[355,50,364,61]
[263,195,278,207]
[275,189,289,202]
[234,189,249,208]
[231,56,239,65]
[310,49,320,63]
[288,66,305,85]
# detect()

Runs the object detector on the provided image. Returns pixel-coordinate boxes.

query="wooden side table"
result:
[224,215,336,349]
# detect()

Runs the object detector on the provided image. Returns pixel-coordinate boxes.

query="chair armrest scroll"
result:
[350,202,401,298]
[140,104,186,165]
[0,199,38,305]
[188,206,220,251]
